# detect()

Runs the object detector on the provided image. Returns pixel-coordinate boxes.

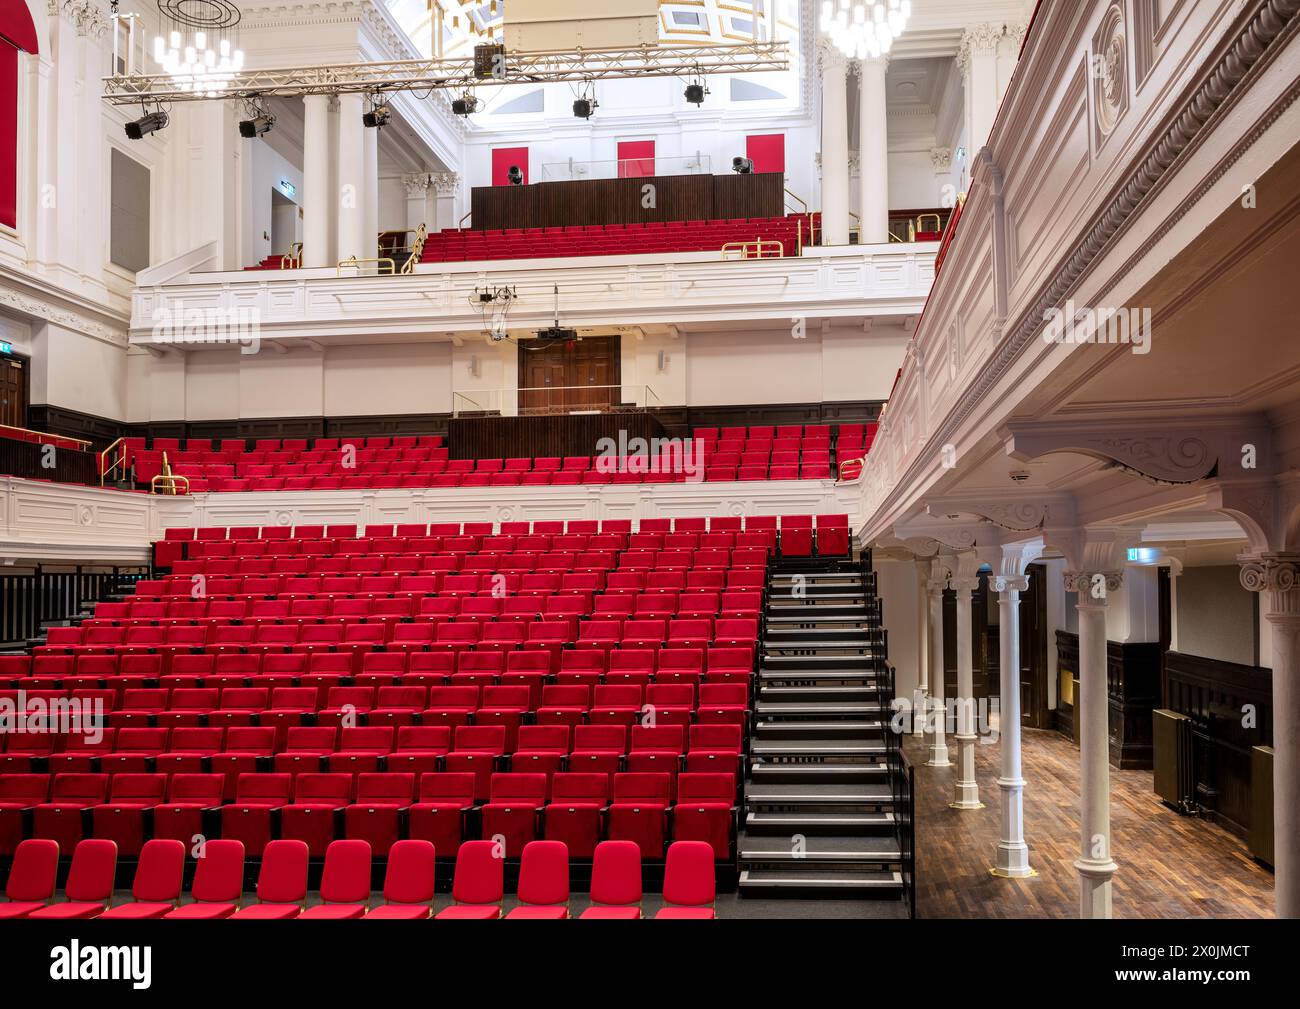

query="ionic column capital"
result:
[992,574,1030,594]
[1065,570,1122,608]
[1239,554,1300,619]
[949,577,981,594]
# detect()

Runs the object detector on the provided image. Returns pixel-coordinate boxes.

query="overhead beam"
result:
[102,41,790,105]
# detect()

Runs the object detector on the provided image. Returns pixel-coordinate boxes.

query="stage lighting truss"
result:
[101,40,789,105]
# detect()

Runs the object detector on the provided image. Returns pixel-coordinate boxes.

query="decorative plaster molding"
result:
[1092,4,1129,139]
[430,171,460,196]
[1063,570,1123,596]
[0,284,127,347]
[991,574,1030,593]
[956,23,1006,76]
[930,147,953,172]
[1238,554,1300,594]
[816,36,848,73]
[402,174,430,199]
[52,0,109,38]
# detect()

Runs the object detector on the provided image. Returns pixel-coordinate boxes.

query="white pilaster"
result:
[914,555,931,737]
[302,94,333,268]
[992,572,1033,877]
[857,55,889,245]
[1240,555,1300,918]
[818,38,850,246]
[950,554,983,809]
[927,557,951,766]
[431,172,460,232]
[363,124,379,255]
[403,174,430,232]
[1069,569,1121,918]
[336,93,365,263]
[957,24,1004,166]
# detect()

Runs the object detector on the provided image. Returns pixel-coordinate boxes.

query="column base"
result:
[1074,857,1117,919]
[991,841,1035,878]
[927,740,951,767]
[952,733,981,808]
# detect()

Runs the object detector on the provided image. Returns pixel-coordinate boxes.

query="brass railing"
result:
[837,456,866,482]
[336,256,396,276]
[151,473,190,495]
[279,242,303,269]
[721,239,785,260]
[99,437,127,486]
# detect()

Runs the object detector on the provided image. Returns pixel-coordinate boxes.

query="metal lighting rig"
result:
[101,40,790,106]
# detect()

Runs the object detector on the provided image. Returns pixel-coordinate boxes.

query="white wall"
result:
[876,555,921,700]
[242,140,304,269]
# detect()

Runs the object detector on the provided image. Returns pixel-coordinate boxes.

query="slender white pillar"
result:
[926,563,951,766]
[432,172,460,232]
[363,123,379,256]
[403,175,429,232]
[857,55,890,245]
[958,24,1004,166]
[1071,570,1118,918]
[914,557,931,737]
[818,39,850,246]
[336,93,365,263]
[951,569,984,808]
[992,574,1032,876]
[302,95,332,268]
[1240,556,1300,918]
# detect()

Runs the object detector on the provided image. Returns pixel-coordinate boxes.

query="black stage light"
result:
[732,156,754,174]
[125,110,169,140]
[239,114,275,138]
[685,82,707,106]
[452,94,479,117]
[507,165,524,186]
[363,104,391,129]
[573,97,597,119]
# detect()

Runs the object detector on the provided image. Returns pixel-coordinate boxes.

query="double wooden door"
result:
[0,355,25,428]
[518,336,620,414]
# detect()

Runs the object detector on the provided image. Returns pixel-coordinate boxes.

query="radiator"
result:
[1250,745,1274,867]
[1152,709,1193,812]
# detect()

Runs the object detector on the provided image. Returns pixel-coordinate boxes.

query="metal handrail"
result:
[459,210,472,229]
[837,456,865,482]
[452,384,662,418]
[401,223,428,275]
[279,242,303,269]
[150,473,190,495]
[99,437,126,486]
[720,239,784,260]
[0,423,92,450]
[784,187,808,214]
[336,256,395,276]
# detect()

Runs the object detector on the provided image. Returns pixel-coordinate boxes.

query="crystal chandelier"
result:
[152,1,244,98]
[819,0,912,60]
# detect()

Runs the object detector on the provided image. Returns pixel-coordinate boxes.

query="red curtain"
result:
[0,3,39,232]
[617,140,655,178]
[491,147,530,186]
[746,134,786,175]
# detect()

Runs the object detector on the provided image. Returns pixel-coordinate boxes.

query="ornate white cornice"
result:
[0,278,127,347]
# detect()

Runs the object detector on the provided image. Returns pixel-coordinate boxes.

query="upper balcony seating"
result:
[120,426,859,492]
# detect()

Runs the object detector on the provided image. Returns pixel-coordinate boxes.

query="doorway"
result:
[0,352,26,428]
[270,189,298,256]
[518,335,620,414]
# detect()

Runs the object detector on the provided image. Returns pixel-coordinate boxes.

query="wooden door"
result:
[1021,562,1051,728]
[0,355,25,428]
[519,336,619,414]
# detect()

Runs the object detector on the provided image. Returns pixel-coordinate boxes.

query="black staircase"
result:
[739,546,913,910]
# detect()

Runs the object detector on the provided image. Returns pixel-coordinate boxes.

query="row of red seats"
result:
[1,647,755,697]
[161,516,806,538]
[2,767,736,862]
[2,837,714,919]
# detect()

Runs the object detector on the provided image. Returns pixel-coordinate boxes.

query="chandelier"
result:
[152,1,245,97]
[819,0,912,60]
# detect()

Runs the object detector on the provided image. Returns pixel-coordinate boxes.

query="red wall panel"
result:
[0,44,17,231]
[617,140,655,179]
[491,147,530,186]
[746,134,786,175]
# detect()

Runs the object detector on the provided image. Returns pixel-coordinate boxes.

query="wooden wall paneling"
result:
[448,412,665,461]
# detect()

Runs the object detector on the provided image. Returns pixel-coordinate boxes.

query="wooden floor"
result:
[904,728,1275,918]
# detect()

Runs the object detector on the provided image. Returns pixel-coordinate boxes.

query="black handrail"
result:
[0,565,152,645]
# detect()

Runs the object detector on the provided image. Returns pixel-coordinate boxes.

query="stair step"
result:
[746,811,895,829]
[759,686,881,700]
[738,869,903,894]
[746,780,893,802]
[739,834,901,861]
[749,762,888,782]
[754,701,885,716]
[755,720,885,737]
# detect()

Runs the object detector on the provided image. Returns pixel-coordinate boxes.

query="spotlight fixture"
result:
[573,97,597,120]
[451,93,480,117]
[507,165,524,187]
[732,156,754,175]
[239,114,275,138]
[125,109,169,140]
[685,82,708,106]
[363,97,391,129]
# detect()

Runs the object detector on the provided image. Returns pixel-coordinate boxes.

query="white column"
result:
[431,172,461,232]
[336,93,365,263]
[958,24,1004,168]
[926,560,951,766]
[1240,556,1300,918]
[302,94,333,268]
[1070,570,1119,918]
[914,557,931,737]
[992,573,1032,877]
[363,124,379,254]
[402,175,429,231]
[951,565,984,809]
[818,39,850,246]
[857,55,890,245]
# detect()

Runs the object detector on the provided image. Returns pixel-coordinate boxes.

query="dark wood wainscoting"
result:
[0,437,98,485]
[448,413,665,462]
[470,172,783,231]
[1053,631,1161,769]
[1164,651,1273,839]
